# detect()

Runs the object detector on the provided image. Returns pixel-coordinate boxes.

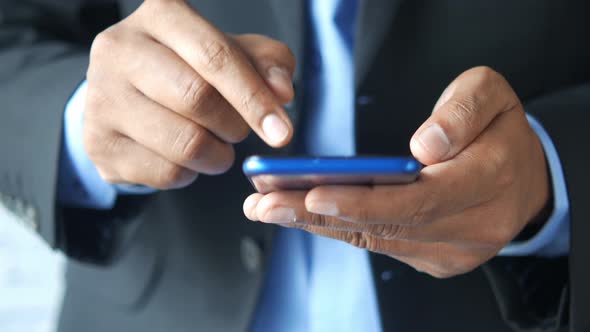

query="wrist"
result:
[524,127,552,228]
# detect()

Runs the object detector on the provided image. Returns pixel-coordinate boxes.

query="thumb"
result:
[410,66,521,165]
[231,34,296,105]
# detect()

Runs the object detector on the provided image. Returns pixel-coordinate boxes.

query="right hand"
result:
[84,0,295,189]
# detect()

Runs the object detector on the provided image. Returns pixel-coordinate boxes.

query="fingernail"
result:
[262,113,289,145]
[413,124,450,161]
[266,66,293,93]
[263,207,296,224]
[243,195,259,221]
[307,201,339,217]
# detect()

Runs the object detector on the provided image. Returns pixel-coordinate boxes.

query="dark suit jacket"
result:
[1,0,589,331]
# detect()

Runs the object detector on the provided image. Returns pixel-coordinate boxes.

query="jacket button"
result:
[240,236,263,273]
[356,95,375,108]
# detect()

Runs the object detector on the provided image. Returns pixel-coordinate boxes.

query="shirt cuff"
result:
[498,114,570,257]
[57,81,156,210]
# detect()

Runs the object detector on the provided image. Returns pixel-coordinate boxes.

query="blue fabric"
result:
[250,228,312,331]
[56,1,571,331]
[57,80,117,209]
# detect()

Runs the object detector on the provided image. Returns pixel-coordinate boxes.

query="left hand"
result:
[243,67,550,278]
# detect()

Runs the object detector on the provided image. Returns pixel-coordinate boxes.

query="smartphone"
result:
[243,155,421,194]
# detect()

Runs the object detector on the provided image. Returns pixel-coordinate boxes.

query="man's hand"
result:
[84,0,295,189]
[243,67,550,278]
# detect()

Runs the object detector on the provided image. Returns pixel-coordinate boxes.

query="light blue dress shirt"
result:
[57,0,571,330]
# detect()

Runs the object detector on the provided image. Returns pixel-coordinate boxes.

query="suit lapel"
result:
[355,0,404,89]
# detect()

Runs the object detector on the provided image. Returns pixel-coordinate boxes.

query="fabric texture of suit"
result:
[0,0,588,331]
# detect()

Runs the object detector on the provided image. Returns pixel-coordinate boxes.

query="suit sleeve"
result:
[524,85,590,332]
[482,85,590,332]
[0,0,128,263]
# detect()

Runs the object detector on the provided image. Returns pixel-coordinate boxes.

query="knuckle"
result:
[470,66,505,91]
[82,127,108,160]
[346,232,373,251]
[240,83,270,115]
[91,28,120,61]
[198,39,235,73]
[97,169,119,184]
[487,215,518,246]
[178,75,211,112]
[470,66,518,110]
[372,224,405,240]
[409,263,440,278]
[407,192,437,226]
[456,255,482,275]
[227,124,251,144]
[487,227,511,247]
[472,66,499,81]
[84,86,110,113]
[276,43,294,60]
[345,232,364,248]
[263,41,295,65]
[429,269,456,279]
[82,130,100,158]
[208,144,235,175]
[486,145,514,189]
[434,252,480,278]
[239,34,295,65]
[431,246,462,278]
[84,131,126,167]
[174,124,209,163]
[155,163,186,189]
[309,213,330,227]
[445,95,480,132]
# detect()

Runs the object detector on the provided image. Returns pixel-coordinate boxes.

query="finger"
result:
[304,150,503,225]
[253,188,490,247]
[311,201,512,248]
[243,193,264,221]
[231,34,296,104]
[268,200,495,248]
[126,33,250,144]
[254,191,307,224]
[251,190,488,276]
[136,1,293,147]
[84,132,198,190]
[410,66,522,165]
[250,190,410,237]
[250,189,493,277]
[110,88,235,175]
[250,190,467,257]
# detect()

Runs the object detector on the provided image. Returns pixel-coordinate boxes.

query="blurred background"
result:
[0,206,65,332]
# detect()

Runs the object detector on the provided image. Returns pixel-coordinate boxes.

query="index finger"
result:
[135,0,293,147]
